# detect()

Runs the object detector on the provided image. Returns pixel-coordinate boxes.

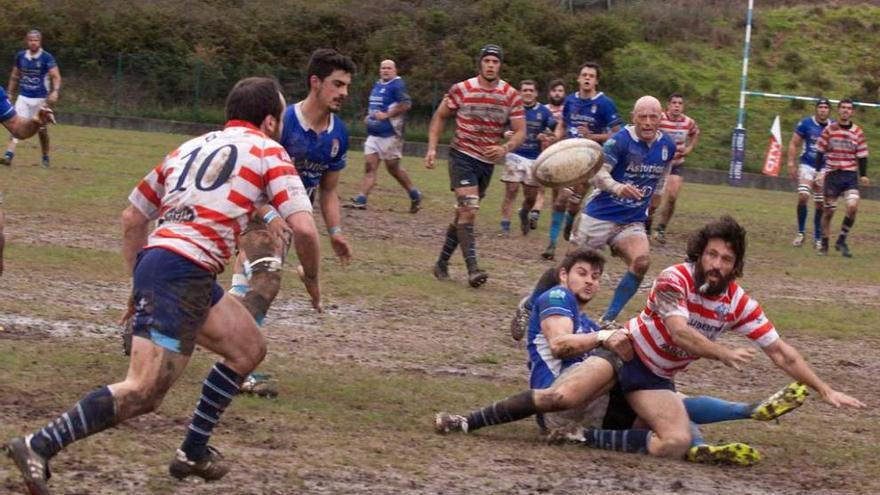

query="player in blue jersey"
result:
[542,62,622,260]
[0,84,55,277]
[786,98,832,249]
[347,60,422,213]
[499,80,557,236]
[571,96,674,326]
[2,30,61,168]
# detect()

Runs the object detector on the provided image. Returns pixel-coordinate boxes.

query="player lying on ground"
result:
[438,247,808,466]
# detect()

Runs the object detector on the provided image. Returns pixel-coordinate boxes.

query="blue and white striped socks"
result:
[29,386,118,460]
[180,362,242,461]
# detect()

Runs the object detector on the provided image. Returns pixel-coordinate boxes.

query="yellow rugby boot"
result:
[751,382,808,421]
[687,442,762,467]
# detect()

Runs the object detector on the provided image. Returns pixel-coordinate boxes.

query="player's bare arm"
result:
[683,131,700,157]
[47,66,61,104]
[286,210,322,312]
[120,205,151,275]
[591,163,642,200]
[319,170,352,265]
[583,123,621,144]
[425,98,454,169]
[7,66,19,95]
[665,315,756,371]
[762,339,865,408]
[1,109,55,139]
[787,133,803,180]
[376,101,411,121]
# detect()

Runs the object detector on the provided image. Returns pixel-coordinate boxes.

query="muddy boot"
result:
[240,373,279,398]
[433,261,450,280]
[468,269,489,288]
[5,435,51,495]
[169,446,230,481]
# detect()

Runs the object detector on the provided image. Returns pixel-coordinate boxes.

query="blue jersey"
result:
[0,86,15,121]
[585,126,676,224]
[795,116,833,168]
[527,285,600,389]
[365,77,411,138]
[513,103,557,160]
[280,102,348,198]
[14,50,57,99]
[561,91,623,138]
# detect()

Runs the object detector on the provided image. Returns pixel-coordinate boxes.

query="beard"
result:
[549,96,563,106]
[694,265,734,297]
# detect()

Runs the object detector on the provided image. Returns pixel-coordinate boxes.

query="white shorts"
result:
[540,360,611,433]
[798,164,823,183]
[571,212,647,250]
[14,95,46,120]
[500,153,539,187]
[364,135,403,161]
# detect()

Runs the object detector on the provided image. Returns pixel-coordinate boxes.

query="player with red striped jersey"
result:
[815,98,870,257]
[648,93,700,244]
[578,216,863,461]
[4,78,322,494]
[425,44,525,288]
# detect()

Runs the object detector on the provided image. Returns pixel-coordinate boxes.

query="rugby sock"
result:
[408,188,421,201]
[603,271,642,321]
[657,223,667,234]
[500,219,511,232]
[813,207,823,240]
[181,362,242,461]
[797,204,808,233]
[645,211,654,233]
[529,209,540,221]
[229,273,250,298]
[354,194,367,205]
[583,427,650,454]
[689,422,707,447]
[549,210,564,244]
[466,391,536,431]
[837,216,854,244]
[683,396,752,424]
[457,223,479,273]
[438,224,458,264]
[29,386,118,460]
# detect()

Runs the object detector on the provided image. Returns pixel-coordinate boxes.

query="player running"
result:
[499,80,556,236]
[2,30,61,168]
[347,59,422,213]
[815,98,869,257]
[787,98,832,249]
[4,77,322,494]
[543,63,622,260]
[0,84,55,277]
[647,93,700,244]
[425,44,525,288]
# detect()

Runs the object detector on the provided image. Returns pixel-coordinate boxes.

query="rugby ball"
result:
[532,138,604,188]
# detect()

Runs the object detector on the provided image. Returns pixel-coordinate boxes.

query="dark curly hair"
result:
[560,247,605,274]
[685,216,747,278]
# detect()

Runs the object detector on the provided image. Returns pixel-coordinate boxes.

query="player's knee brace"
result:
[797,184,811,197]
[457,194,480,211]
[844,190,860,205]
[813,192,824,204]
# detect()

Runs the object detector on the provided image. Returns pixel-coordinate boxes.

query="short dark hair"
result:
[548,78,565,92]
[668,93,684,101]
[225,77,283,127]
[306,48,356,88]
[520,79,538,90]
[560,247,605,274]
[838,97,854,108]
[686,216,747,278]
[578,62,601,78]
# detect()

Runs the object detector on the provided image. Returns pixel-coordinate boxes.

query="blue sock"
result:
[813,207,823,240]
[29,386,118,460]
[408,188,421,201]
[181,362,242,461]
[4,150,12,158]
[683,395,752,424]
[584,427,650,454]
[797,204,807,233]
[354,194,367,205]
[690,422,707,447]
[549,210,564,243]
[603,271,642,321]
[564,211,575,228]
[500,220,511,232]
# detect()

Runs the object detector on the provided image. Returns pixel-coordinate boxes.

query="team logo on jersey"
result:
[714,303,730,318]
[159,206,196,225]
[330,139,340,158]
[591,104,597,114]
[661,146,669,161]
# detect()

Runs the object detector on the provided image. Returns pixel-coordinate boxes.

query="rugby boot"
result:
[541,242,556,260]
[750,382,808,421]
[834,241,853,258]
[343,197,367,210]
[529,210,540,230]
[791,232,805,247]
[5,435,51,495]
[468,269,489,288]
[519,208,530,236]
[653,228,668,245]
[0,151,12,166]
[509,295,531,341]
[409,193,422,214]
[434,413,469,434]
[814,239,823,251]
[817,238,829,256]
[41,156,50,169]
[240,373,279,398]
[169,446,230,481]
[432,261,450,280]
[687,442,762,467]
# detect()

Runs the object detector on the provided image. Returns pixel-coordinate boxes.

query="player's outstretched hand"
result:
[720,346,756,371]
[821,389,866,409]
[297,264,322,313]
[330,233,352,266]
[603,330,634,361]
[35,106,56,126]
[425,149,437,169]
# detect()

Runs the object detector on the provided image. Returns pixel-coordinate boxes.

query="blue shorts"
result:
[824,170,858,200]
[130,248,224,355]
[617,355,676,393]
[669,164,684,176]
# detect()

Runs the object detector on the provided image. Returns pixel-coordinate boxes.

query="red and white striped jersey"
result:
[816,122,868,172]
[625,262,779,379]
[546,103,563,122]
[446,77,524,163]
[659,112,699,165]
[128,120,312,273]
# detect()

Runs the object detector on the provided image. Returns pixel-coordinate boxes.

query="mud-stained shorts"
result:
[130,248,224,355]
[570,213,647,250]
[448,148,495,199]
